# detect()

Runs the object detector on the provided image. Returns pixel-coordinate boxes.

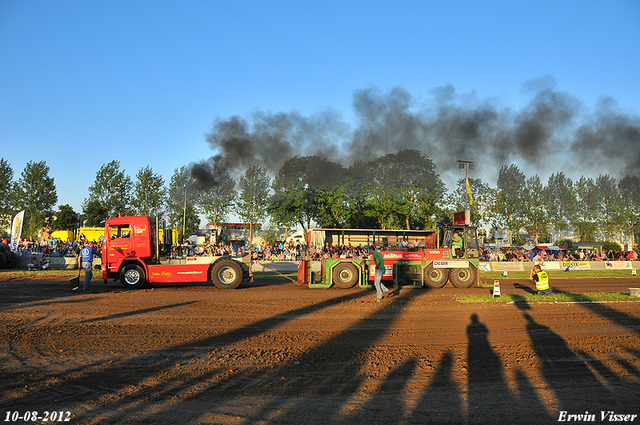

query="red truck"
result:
[101,215,251,289]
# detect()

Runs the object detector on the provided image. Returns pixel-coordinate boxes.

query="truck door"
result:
[107,224,134,259]
[464,227,479,259]
[444,227,466,259]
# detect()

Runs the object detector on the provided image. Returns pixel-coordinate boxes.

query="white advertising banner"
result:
[604,261,633,269]
[433,260,470,269]
[10,210,25,250]
[491,262,524,271]
[562,261,591,270]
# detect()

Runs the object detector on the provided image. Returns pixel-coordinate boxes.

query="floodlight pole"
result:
[457,160,474,210]
[182,184,187,243]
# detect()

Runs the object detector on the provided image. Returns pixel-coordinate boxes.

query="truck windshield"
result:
[466,228,478,250]
[109,225,131,239]
[443,230,452,248]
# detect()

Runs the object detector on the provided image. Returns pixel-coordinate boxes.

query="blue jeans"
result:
[82,261,93,291]
[374,268,388,299]
[538,286,553,295]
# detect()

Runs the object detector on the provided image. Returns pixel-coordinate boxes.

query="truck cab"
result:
[102,215,251,290]
[102,215,155,282]
[442,225,479,260]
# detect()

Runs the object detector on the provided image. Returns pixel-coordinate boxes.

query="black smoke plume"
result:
[201,76,640,186]
[189,159,219,191]
[571,97,640,177]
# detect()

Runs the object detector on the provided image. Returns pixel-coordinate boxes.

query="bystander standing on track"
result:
[369,246,390,302]
[77,241,96,293]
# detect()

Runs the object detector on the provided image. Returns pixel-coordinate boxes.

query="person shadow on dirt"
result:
[513,282,538,295]
[409,351,465,423]
[466,313,542,422]
[523,313,616,412]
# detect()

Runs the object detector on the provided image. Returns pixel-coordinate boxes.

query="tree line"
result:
[1,151,639,247]
[462,164,640,246]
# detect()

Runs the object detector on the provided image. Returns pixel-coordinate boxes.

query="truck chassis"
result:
[301,249,478,289]
[298,218,480,289]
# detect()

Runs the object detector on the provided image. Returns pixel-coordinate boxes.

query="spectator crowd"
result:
[5,235,638,264]
[11,235,102,258]
[478,245,638,262]
[192,240,371,261]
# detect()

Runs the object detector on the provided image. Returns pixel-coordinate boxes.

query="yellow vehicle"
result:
[159,228,180,244]
[68,226,178,244]
[76,227,106,242]
[50,230,74,242]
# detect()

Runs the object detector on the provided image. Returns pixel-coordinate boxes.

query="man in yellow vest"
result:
[529,264,552,295]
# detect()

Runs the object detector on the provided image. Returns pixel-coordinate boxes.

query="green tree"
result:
[131,165,166,217]
[182,204,200,237]
[315,184,351,228]
[452,177,497,229]
[167,166,199,237]
[84,160,132,220]
[545,173,575,240]
[302,156,349,228]
[236,164,271,246]
[81,199,109,227]
[268,156,334,237]
[522,175,550,244]
[572,176,598,241]
[595,174,623,241]
[361,178,400,229]
[14,160,58,238]
[495,164,527,244]
[260,227,279,246]
[414,191,443,231]
[339,169,379,229]
[618,175,640,249]
[198,163,236,226]
[0,158,15,231]
[53,204,78,230]
[361,150,444,230]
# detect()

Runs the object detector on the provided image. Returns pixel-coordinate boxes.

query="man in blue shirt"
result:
[77,241,96,292]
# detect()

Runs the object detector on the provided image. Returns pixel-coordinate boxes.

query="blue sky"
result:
[1,0,639,217]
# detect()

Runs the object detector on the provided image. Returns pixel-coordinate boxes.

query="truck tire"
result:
[120,264,146,289]
[210,259,242,289]
[449,267,476,288]
[7,251,17,268]
[423,263,448,288]
[332,262,358,288]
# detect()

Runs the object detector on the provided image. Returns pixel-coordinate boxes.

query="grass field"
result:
[479,269,637,279]
[457,292,637,303]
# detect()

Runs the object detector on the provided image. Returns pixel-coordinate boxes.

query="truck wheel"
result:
[6,251,17,268]
[332,262,358,288]
[211,260,242,289]
[449,267,476,288]
[423,263,448,288]
[120,264,146,289]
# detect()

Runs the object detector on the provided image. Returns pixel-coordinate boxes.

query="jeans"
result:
[82,261,93,291]
[539,286,553,295]
[374,268,388,299]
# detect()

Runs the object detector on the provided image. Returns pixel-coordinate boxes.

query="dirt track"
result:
[1,275,639,424]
